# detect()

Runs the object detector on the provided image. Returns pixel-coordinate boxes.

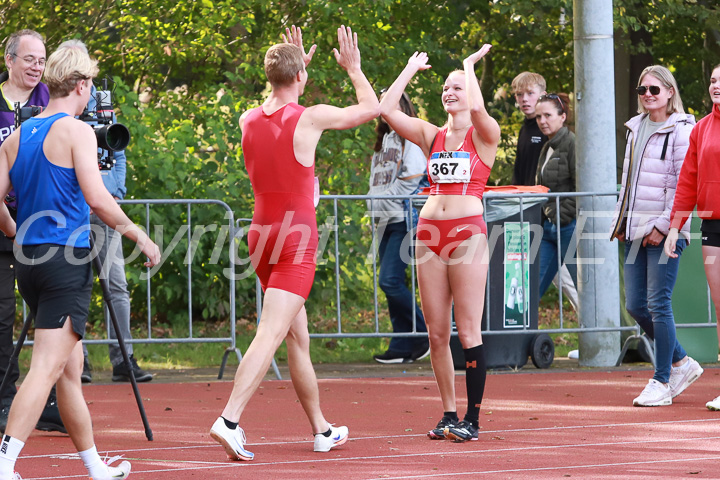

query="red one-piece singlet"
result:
[241,102,318,299]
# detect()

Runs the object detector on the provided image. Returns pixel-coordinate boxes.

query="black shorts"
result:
[16,244,93,339]
[701,232,720,248]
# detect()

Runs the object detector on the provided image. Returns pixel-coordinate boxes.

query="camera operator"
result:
[0,39,160,479]
[0,29,67,435]
[63,40,152,385]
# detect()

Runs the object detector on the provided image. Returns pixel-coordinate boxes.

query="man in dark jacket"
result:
[510,72,547,186]
[0,29,64,434]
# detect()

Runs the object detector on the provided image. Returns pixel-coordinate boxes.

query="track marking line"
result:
[21,433,720,478]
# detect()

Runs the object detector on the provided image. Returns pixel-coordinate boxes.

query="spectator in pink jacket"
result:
[610,65,703,408]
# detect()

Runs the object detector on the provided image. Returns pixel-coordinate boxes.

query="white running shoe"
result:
[313,424,349,452]
[633,379,672,407]
[90,456,131,480]
[210,417,254,461]
[668,357,704,398]
[706,395,720,411]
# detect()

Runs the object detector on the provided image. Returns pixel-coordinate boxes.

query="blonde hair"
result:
[637,65,684,115]
[511,72,546,94]
[44,41,98,98]
[264,44,304,87]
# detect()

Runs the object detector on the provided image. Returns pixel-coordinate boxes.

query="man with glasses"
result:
[0,29,65,434]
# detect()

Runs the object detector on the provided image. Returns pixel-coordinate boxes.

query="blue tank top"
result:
[9,113,90,248]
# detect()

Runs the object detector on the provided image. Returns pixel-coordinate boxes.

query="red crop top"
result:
[427,126,492,199]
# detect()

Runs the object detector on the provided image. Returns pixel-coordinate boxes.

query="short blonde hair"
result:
[264,44,304,87]
[637,65,684,115]
[44,41,98,98]
[511,72,546,94]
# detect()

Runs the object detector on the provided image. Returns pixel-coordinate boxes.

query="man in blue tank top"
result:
[0,40,160,480]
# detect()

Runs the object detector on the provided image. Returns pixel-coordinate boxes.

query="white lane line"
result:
[22,415,720,460]
[21,433,720,478]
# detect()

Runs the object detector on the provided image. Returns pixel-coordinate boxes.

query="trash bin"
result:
[450,191,554,369]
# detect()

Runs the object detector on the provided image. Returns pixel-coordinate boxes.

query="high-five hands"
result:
[407,51,431,72]
[282,25,317,67]
[333,25,361,72]
[464,44,492,65]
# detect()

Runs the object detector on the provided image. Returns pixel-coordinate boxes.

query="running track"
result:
[16,367,720,479]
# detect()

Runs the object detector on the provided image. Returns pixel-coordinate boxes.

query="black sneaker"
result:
[444,420,479,442]
[373,350,412,364]
[81,356,92,384]
[0,404,10,434]
[410,341,430,361]
[112,355,153,382]
[36,394,67,434]
[427,415,457,440]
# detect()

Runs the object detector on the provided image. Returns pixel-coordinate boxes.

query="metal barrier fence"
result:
[254,191,716,367]
[20,199,242,378]
[15,193,716,378]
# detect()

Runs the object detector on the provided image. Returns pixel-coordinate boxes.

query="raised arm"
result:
[301,26,379,131]
[282,25,317,67]
[73,122,160,266]
[379,52,438,156]
[463,45,501,150]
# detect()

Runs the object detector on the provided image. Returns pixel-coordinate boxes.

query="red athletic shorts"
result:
[416,215,487,260]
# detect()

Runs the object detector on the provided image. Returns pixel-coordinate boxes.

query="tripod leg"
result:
[0,312,33,399]
[90,241,153,441]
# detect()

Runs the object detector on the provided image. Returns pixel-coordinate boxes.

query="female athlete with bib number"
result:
[380,46,500,443]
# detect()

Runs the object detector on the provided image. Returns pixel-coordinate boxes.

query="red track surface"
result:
[17,367,720,479]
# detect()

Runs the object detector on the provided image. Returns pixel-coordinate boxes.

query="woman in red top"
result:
[380,45,500,442]
[666,63,720,411]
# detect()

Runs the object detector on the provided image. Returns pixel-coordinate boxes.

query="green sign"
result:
[504,222,530,328]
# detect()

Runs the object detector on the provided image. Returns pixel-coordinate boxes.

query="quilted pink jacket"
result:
[610,112,695,241]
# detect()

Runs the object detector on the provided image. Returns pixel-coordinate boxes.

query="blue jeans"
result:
[378,221,427,355]
[539,219,578,297]
[624,238,687,383]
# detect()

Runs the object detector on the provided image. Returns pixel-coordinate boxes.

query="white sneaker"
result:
[706,395,720,411]
[210,417,254,461]
[568,349,579,360]
[90,456,131,480]
[313,424,349,452]
[668,357,704,398]
[633,379,672,407]
[106,460,131,479]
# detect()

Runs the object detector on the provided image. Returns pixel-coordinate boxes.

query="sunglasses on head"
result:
[636,85,661,96]
[539,93,565,114]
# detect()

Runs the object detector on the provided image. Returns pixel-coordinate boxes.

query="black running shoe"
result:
[112,354,153,382]
[427,416,457,440]
[81,356,92,384]
[444,420,478,442]
[373,350,412,364]
[36,394,67,434]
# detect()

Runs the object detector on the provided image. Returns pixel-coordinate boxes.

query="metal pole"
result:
[90,237,154,441]
[574,0,621,365]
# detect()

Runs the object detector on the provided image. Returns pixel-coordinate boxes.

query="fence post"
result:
[574,0,621,366]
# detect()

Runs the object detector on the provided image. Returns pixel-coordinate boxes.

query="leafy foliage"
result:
[1,1,717,331]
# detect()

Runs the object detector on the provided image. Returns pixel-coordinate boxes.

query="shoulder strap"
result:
[660,132,670,161]
[429,132,439,153]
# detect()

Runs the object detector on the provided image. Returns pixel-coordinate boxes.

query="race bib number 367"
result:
[429,151,471,183]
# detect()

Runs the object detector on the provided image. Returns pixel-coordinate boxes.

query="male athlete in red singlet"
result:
[210,25,379,461]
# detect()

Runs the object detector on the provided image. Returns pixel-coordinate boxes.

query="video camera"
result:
[14,77,131,170]
[79,78,131,170]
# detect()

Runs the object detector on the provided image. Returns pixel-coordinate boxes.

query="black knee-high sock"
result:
[463,344,486,427]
